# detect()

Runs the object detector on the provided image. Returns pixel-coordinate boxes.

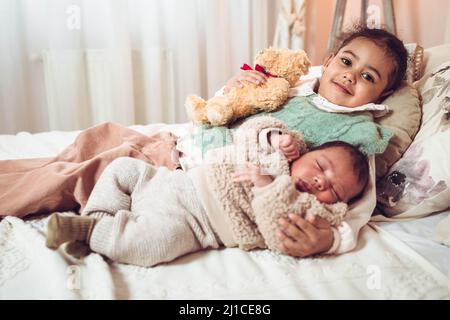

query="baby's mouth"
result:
[295,179,311,193]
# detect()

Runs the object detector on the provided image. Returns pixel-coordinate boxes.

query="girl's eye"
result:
[341,58,351,66]
[362,72,374,82]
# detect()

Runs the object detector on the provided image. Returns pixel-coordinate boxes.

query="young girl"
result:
[177,25,408,258]
[46,116,369,267]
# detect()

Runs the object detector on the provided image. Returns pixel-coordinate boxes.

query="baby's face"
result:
[290,147,363,204]
[318,37,394,107]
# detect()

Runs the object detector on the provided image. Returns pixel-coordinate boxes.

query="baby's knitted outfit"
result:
[82,116,347,267]
[195,116,347,251]
[83,160,220,267]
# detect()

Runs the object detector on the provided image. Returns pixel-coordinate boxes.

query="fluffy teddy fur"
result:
[185,47,311,126]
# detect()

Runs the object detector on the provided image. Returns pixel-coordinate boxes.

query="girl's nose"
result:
[343,72,355,83]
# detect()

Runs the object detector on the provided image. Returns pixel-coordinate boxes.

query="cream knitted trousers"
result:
[82,157,220,267]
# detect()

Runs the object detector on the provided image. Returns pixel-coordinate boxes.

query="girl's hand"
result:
[269,133,301,162]
[233,162,274,187]
[276,214,334,257]
[224,70,268,94]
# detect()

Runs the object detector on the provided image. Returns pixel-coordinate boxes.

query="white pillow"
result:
[419,44,450,79]
[375,60,450,219]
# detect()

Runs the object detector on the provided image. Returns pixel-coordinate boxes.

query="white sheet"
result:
[373,212,450,276]
[1,123,449,299]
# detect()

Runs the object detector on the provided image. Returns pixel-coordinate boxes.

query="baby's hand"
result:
[233,162,274,187]
[270,133,301,162]
[224,70,267,94]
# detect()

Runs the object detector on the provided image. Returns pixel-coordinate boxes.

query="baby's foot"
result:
[65,241,91,259]
[46,213,96,250]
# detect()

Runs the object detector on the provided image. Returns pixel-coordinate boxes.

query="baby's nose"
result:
[313,176,328,191]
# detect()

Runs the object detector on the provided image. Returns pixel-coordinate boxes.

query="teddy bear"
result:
[185,47,311,127]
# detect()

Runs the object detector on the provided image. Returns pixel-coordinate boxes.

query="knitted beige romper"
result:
[82,157,221,267]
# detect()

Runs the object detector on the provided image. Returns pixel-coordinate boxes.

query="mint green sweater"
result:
[193,95,393,156]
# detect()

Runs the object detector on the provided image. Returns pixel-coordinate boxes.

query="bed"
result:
[1,44,450,300]
[0,121,449,300]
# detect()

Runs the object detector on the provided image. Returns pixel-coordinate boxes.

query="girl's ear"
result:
[379,89,394,101]
[322,53,335,68]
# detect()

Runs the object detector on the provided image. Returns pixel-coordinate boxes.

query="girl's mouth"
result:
[333,82,352,95]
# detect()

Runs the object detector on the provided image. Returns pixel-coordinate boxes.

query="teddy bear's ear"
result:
[255,47,276,65]
[259,46,275,54]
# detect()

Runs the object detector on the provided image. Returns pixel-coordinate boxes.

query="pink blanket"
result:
[0,122,179,218]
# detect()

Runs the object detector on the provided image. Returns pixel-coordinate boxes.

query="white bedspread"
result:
[373,213,450,276]
[1,123,449,299]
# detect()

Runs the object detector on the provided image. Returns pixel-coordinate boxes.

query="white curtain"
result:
[0,0,276,134]
[272,0,307,50]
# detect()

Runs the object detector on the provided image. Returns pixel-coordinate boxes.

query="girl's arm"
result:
[277,214,339,256]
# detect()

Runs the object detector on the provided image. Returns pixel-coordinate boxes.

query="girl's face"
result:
[290,147,363,204]
[318,37,394,107]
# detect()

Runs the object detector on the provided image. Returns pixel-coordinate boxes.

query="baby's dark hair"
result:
[334,24,408,94]
[311,140,369,202]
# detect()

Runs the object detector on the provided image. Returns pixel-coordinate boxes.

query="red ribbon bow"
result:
[240,63,278,78]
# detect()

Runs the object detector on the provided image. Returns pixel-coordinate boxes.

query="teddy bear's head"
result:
[255,47,311,86]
